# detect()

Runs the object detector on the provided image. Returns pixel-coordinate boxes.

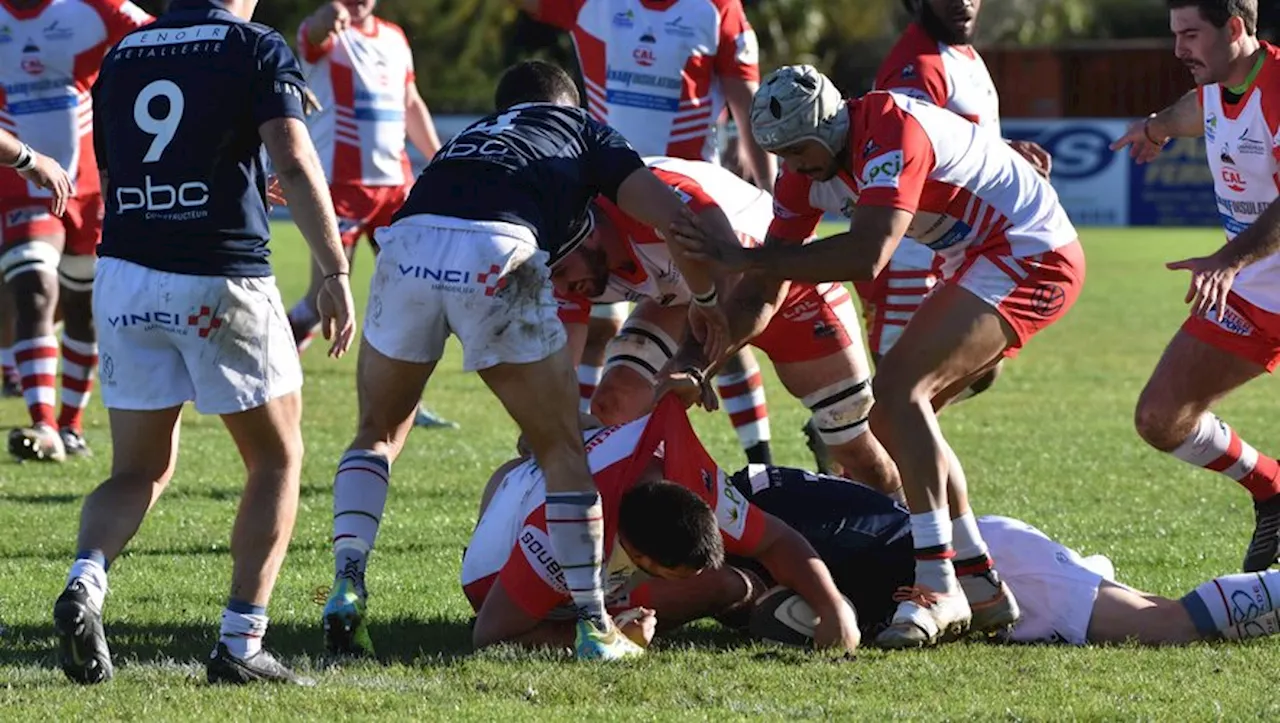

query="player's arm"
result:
[1112,89,1203,162]
[745,511,860,652]
[405,81,442,161]
[615,169,720,299]
[299,2,349,61]
[472,580,577,650]
[1167,198,1280,320]
[1,129,71,216]
[715,3,773,191]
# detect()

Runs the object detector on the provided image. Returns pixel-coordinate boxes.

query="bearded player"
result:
[1112,0,1280,573]
[554,156,901,496]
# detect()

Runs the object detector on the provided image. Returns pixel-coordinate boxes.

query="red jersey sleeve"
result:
[653,167,719,215]
[495,507,574,620]
[767,169,823,242]
[556,290,592,325]
[531,0,583,31]
[874,29,948,107]
[852,97,935,215]
[297,19,334,63]
[90,0,153,44]
[713,0,760,82]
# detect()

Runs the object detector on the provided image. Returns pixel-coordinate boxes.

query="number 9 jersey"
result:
[91,0,308,278]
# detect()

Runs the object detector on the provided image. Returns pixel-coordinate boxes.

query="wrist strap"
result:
[1142,115,1165,145]
[324,271,349,281]
[12,144,35,172]
[692,287,718,307]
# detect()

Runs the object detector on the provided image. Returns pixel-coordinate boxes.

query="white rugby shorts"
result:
[93,257,302,415]
[980,515,1118,646]
[366,214,566,371]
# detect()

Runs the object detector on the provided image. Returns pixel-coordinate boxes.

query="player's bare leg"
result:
[773,348,900,497]
[479,345,642,660]
[325,339,432,656]
[5,235,67,462]
[56,260,97,457]
[1088,570,1280,645]
[715,347,773,465]
[1134,330,1280,571]
[579,303,624,412]
[591,302,686,425]
[869,284,1016,649]
[55,406,182,684]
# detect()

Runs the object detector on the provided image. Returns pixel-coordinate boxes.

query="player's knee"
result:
[804,376,874,447]
[0,243,59,308]
[967,361,1003,396]
[591,367,654,425]
[1133,386,1190,451]
[57,253,95,294]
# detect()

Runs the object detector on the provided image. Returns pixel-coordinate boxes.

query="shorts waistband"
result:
[382,214,537,245]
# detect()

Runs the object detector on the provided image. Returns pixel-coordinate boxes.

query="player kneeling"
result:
[553,157,899,495]
[657,466,1280,648]
[462,395,860,654]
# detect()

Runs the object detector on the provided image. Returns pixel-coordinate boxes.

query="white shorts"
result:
[366,214,566,372]
[590,301,630,322]
[979,515,1117,646]
[93,257,302,415]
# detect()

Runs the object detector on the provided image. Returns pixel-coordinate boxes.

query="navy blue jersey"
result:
[92,0,307,277]
[393,103,646,264]
[729,466,915,634]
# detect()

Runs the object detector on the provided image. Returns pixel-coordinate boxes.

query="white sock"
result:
[577,365,602,414]
[219,606,268,658]
[67,559,108,611]
[910,508,957,593]
[1181,571,1280,640]
[544,491,606,624]
[333,450,390,594]
[951,511,989,562]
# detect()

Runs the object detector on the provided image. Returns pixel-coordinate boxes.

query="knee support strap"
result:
[803,377,873,445]
[602,320,678,382]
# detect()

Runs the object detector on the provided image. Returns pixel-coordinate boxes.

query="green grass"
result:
[3,224,1280,720]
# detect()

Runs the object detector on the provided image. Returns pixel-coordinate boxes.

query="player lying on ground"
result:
[669,65,1087,649]
[461,395,860,653]
[553,156,900,496]
[1110,0,1280,574]
[322,60,740,662]
[655,465,1280,647]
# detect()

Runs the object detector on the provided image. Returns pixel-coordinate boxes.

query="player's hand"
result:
[316,271,356,358]
[653,365,718,412]
[1167,253,1240,322]
[19,152,72,217]
[1008,140,1052,178]
[812,604,860,655]
[688,301,730,364]
[667,214,751,275]
[266,176,287,207]
[314,1,350,36]
[1110,114,1168,164]
[614,607,658,649]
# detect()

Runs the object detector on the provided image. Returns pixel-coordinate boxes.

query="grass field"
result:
[4,223,1280,720]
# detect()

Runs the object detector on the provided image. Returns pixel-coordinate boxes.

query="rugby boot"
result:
[9,423,66,462]
[960,567,1021,637]
[53,580,113,685]
[322,577,375,657]
[874,585,972,649]
[207,642,313,686]
[414,405,459,430]
[574,618,645,661]
[1243,494,1280,572]
[59,427,92,458]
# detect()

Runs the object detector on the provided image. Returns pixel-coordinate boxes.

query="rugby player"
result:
[553,156,901,495]
[1111,1,1280,574]
[1,0,152,461]
[461,395,861,654]
[53,0,356,686]
[284,0,454,430]
[321,60,735,662]
[515,0,778,465]
[665,466,1280,647]
[669,66,1086,648]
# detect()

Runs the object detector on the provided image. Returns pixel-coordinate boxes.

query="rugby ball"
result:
[748,586,857,647]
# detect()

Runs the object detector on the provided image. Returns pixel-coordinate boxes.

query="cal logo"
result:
[861,150,904,190]
[5,205,50,229]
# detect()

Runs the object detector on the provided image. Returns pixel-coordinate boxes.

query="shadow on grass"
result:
[1,615,477,672]
[0,483,335,507]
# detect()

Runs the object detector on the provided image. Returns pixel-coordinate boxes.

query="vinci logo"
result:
[106,306,223,338]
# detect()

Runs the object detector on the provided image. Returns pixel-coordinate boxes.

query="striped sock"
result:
[1172,413,1280,501]
[715,362,771,462]
[57,333,97,432]
[332,450,390,595]
[1181,571,1280,639]
[219,598,268,659]
[577,364,602,414]
[545,491,606,624]
[14,335,58,428]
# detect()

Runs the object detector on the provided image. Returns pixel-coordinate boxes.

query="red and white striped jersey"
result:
[0,0,151,198]
[874,22,1001,135]
[1200,43,1280,313]
[297,17,414,187]
[532,0,759,162]
[769,93,1076,276]
[558,155,773,321]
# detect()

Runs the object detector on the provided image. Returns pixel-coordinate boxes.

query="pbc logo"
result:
[1221,167,1247,193]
